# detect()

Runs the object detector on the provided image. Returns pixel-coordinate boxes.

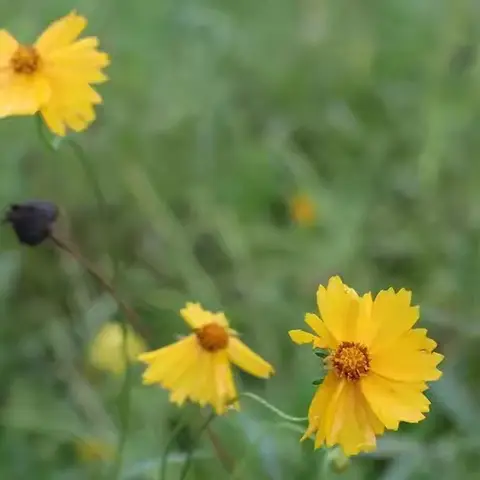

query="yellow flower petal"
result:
[316,276,359,344]
[303,373,384,455]
[0,30,18,66]
[39,81,101,136]
[198,351,217,406]
[139,335,197,384]
[288,329,316,345]
[371,349,443,382]
[327,382,377,456]
[361,374,429,430]
[369,288,419,353]
[304,313,336,348]
[227,337,274,378]
[354,293,376,346]
[213,351,238,414]
[43,37,110,83]
[370,326,443,384]
[180,302,229,330]
[302,372,338,445]
[173,347,209,404]
[35,11,87,54]
[405,328,438,352]
[0,74,50,117]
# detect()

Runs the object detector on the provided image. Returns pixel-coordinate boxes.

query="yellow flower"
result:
[89,322,146,375]
[290,193,316,226]
[75,438,114,463]
[289,276,443,456]
[138,303,275,415]
[0,11,109,135]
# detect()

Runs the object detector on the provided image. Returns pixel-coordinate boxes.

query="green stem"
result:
[239,392,308,423]
[67,138,108,222]
[36,115,56,153]
[159,414,187,480]
[108,325,133,480]
[35,117,131,479]
[179,412,216,480]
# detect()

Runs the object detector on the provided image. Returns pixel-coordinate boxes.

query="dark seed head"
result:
[3,200,58,246]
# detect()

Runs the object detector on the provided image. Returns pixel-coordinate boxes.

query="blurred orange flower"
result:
[290,193,316,226]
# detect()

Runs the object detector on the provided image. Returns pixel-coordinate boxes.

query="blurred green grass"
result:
[0,0,479,478]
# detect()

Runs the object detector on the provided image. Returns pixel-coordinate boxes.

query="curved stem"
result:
[205,424,235,473]
[239,392,308,423]
[36,115,56,153]
[158,415,187,480]
[66,139,109,223]
[50,233,144,335]
[179,412,216,480]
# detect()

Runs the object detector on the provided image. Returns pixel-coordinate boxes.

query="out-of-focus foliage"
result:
[0,0,478,479]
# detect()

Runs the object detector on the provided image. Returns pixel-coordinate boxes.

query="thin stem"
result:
[67,139,109,223]
[205,424,235,474]
[36,115,56,153]
[65,138,127,479]
[239,392,308,423]
[110,349,132,480]
[66,138,120,277]
[49,234,141,480]
[35,119,133,479]
[159,415,187,480]
[49,233,145,336]
[179,412,216,480]
[35,115,115,267]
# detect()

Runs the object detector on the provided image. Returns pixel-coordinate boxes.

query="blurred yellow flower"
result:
[139,303,275,415]
[289,276,443,456]
[0,11,109,136]
[89,322,146,375]
[290,193,316,226]
[75,438,113,463]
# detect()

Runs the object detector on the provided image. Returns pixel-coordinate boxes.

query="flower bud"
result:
[4,200,58,246]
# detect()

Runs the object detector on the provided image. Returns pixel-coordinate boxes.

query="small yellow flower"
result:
[138,303,275,415]
[290,193,316,226]
[289,276,443,456]
[89,323,146,375]
[75,438,114,463]
[0,11,109,135]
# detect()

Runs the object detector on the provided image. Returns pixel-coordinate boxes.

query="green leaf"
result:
[313,348,329,358]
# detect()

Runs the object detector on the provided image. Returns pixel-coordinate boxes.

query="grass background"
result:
[0,0,478,478]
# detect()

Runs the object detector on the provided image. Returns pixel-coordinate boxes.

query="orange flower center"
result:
[331,341,370,381]
[11,45,40,74]
[195,323,229,352]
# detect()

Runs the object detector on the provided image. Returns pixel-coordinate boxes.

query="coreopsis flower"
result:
[0,11,109,135]
[89,323,146,375]
[289,276,443,456]
[290,193,316,226]
[138,303,275,415]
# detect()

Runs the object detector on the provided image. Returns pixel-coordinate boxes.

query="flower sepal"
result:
[313,347,329,358]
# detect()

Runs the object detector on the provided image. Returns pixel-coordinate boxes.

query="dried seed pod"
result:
[4,200,58,246]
